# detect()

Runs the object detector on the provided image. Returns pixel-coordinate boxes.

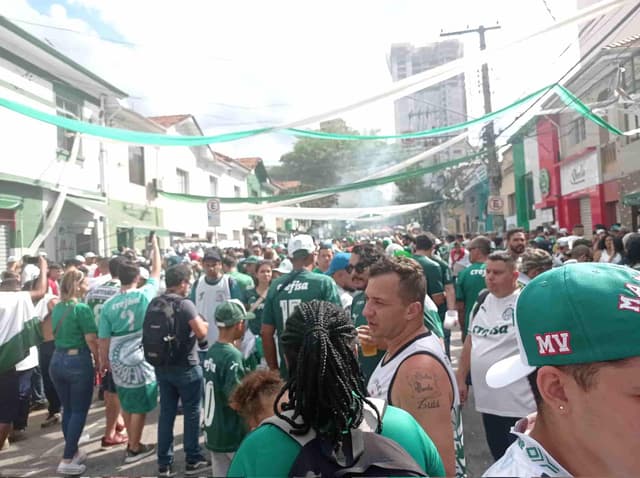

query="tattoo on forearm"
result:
[409,371,442,409]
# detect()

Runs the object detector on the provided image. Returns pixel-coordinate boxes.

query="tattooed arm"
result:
[391,354,455,477]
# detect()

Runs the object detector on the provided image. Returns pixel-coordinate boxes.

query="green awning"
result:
[131,226,170,238]
[0,194,23,210]
[623,191,640,206]
[66,196,108,217]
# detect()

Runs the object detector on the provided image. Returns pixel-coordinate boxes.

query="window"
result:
[234,186,241,198]
[233,230,241,241]
[56,95,82,156]
[525,173,535,220]
[569,117,586,145]
[209,176,218,196]
[128,147,145,186]
[507,193,516,216]
[176,168,189,194]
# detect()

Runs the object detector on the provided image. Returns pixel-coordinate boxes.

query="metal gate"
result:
[0,223,9,272]
[579,197,593,238]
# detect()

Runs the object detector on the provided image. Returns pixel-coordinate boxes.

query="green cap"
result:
[244,255,260,264]
[487,263,640,388]
[215,299,256,328]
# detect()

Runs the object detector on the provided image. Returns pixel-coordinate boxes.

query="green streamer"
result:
[158,150,485,204]
[287,85,553,141]
[553,84,623,136]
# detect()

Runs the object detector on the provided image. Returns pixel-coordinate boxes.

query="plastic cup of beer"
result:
[361,341,378,357]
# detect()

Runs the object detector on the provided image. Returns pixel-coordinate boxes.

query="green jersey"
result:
[228,404,445,478]
[412,254,445,299]
[230,271,254,303]
[455,262,487,334]
[262,269,341,377]
[245,288,266,336]
[98,278,158,339]
[51,302,97,349]
[85,280,120,326]
[203,342,246,452]
[430,255,452,319]
[350,291,385,383]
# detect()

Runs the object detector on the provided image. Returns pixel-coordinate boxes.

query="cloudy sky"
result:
[3,0,579,163]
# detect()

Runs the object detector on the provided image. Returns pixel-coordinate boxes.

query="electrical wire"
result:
[496,1,640,141]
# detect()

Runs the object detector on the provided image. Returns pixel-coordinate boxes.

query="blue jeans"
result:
[14,368,34,429]
[155,365,205,466]
[49,348,94,459]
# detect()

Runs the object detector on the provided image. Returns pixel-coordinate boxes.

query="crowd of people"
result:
[0,221,639,477]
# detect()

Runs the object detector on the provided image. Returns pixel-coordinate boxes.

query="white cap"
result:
[557,237,569,247]
[287,235,315,258]
[273,259,293,274]
[74,255,86,263]
[7,256,16,263]
[84,252,96,258]
[139,267,150,280]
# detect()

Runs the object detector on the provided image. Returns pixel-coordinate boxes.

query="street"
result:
[0,330,493,477]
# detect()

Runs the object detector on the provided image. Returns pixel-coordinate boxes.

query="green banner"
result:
[159,150,485,204]
[553,84,623,135]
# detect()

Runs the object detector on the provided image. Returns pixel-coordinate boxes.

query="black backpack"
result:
[471,288,491,320]
[264,398,427,478]
[142,295,184,367]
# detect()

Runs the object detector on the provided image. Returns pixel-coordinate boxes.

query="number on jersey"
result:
[279,299,302,325]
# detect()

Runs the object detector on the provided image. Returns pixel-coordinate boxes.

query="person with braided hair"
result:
[228,300,445,477]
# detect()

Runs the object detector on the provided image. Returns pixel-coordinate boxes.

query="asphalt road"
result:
[0,330,493,477]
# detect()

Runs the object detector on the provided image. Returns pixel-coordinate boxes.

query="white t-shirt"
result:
[336,284,353,309]
[483,418,571,477]
[15,294,55,371]
[469,289,535,417]
[599,250,622,264]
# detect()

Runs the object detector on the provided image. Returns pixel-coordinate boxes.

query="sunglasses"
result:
[346,262,368,274]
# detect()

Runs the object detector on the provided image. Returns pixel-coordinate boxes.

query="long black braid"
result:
[274,300,382,448]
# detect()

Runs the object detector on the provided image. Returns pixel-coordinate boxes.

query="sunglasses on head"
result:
[346,262,368,274]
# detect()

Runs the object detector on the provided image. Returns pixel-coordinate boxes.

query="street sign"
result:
[487,195,504,215]
[207,198,221,227]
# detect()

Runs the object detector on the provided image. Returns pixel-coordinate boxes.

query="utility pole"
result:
[441,24,502,230]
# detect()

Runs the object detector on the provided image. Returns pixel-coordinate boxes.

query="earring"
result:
[559,405,565,411]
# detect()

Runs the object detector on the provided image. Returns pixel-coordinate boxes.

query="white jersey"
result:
[194,275,232,346]
[469,289,535,417]
[483,418,571,477]
[367,332,466,478]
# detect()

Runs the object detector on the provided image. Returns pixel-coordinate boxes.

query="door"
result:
[579,197,593,238]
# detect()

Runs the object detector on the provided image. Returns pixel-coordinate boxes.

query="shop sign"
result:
[560,151,601,196]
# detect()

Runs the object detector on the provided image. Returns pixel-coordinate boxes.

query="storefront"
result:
[557,150,604,236]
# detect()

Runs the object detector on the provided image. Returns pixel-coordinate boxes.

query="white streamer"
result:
[257,201,435,221]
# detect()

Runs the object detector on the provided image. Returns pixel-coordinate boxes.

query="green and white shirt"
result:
[203,342,246,452]
[0,292,41,374]
[455,262,486,333]
[86,279,120,327]
[483,418,571,477]
[262,269,341,377]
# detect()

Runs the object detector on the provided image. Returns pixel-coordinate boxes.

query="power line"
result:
[541,0,557,21]
[496,1,640,141]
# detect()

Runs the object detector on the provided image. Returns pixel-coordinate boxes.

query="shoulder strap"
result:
[471,288,490,320]
[262,398,387,447]
[54,304,75,337]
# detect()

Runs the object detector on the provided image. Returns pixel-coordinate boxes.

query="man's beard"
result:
[511,245,525,254]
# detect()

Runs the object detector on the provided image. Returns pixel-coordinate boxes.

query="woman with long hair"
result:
[243,260,272,370]
[228,300,444,477]
[49,269,99,475]
[595,233,623,264]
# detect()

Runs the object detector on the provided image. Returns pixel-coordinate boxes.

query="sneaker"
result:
[30,400,48,411]
[41,412,61,428]
[101,432,128,448]
[56,461,86,475]
[78,433,91,445]
[72,449,87,464]
[158,464,175,477]
[0,438,9,451]
[124,443,155,464]
[185,458,211,476]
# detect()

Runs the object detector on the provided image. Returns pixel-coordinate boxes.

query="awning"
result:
[623,191,640,206]
[0,193,22,210]
[126,226,170,238]
[66,196,108,217]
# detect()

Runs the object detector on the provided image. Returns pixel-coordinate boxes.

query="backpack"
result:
[264,398,427,477]
[142,295,184,367]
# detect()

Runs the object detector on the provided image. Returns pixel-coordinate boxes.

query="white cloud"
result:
[3,0,579,163]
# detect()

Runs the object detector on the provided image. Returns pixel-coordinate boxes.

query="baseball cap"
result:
[326,252,351,276]
[7,256,16,263]
[244,255,260,264]
[215,299,256,327]
[287,234,315,258]
[84,252,96,258]
[74,254,86,263]
[273,259,293,274]
[487,263,640,389]
[203,249,222,263]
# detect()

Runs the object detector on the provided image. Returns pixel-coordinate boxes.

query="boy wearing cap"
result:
[261,235,341,378]
[326,252,354,309]
[484,263,640,477]
[312,242,333,274]
[203,300,252,476]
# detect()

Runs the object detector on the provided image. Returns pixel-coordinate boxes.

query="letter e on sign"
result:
[488,196,504,215]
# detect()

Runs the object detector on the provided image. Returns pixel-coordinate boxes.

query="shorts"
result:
[116,383,158,414]
[100,371,117,394]
[0,368,19,424]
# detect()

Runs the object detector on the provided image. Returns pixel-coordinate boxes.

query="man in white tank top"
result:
[363,256,465,478]
[189,250,243,350]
